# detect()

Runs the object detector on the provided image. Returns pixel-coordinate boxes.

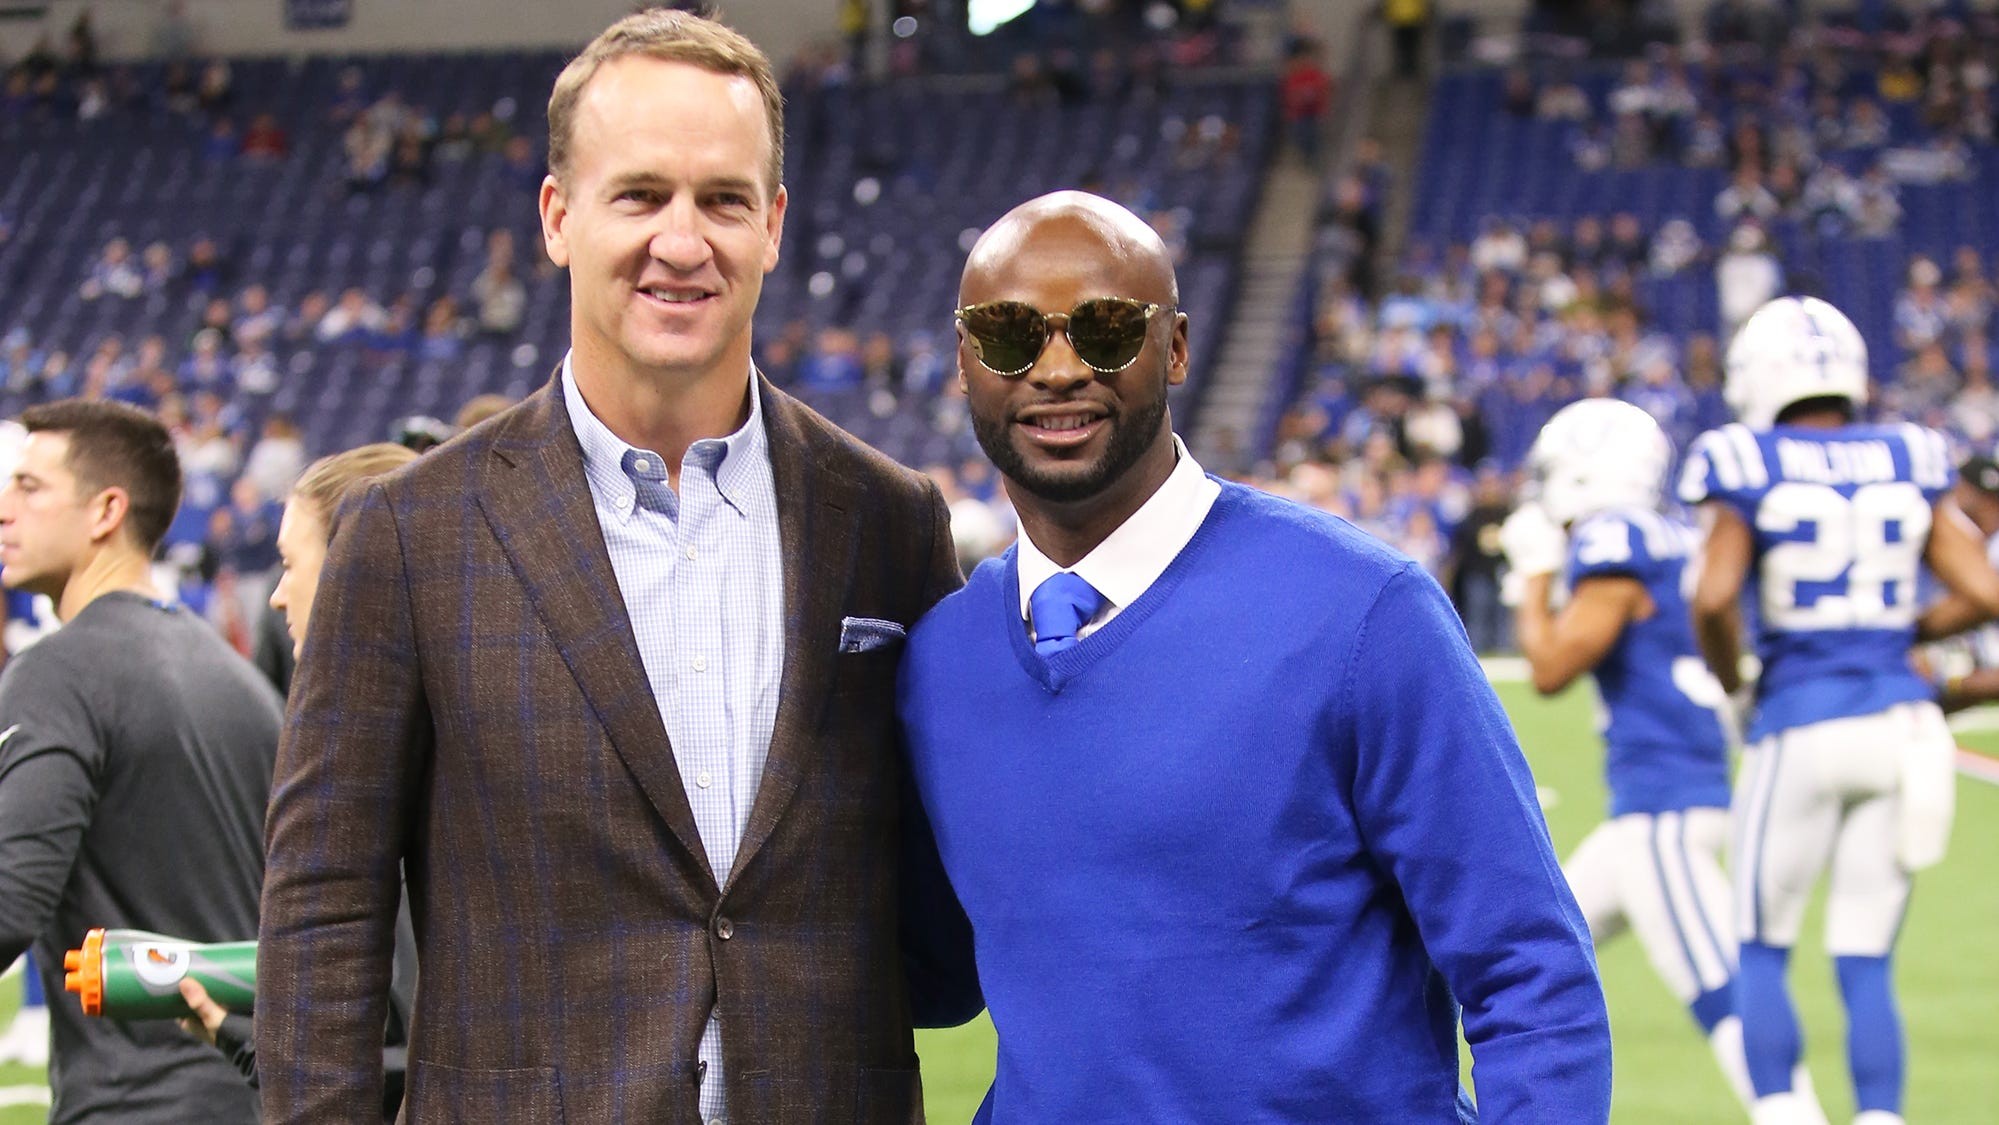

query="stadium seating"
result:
[0,51,1274,471]
[1410,62,1995,363]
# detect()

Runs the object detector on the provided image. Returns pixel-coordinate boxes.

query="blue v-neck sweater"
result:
[898,483,1611,1123]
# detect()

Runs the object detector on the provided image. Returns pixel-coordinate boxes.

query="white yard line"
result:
[1948,708,1999,733]
[1956,749,1999,787]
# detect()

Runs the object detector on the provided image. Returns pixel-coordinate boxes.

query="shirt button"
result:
[685,545,698,560]
[697,770,712,789]
[715,917,734,940]
[692,655,708,672]
[634,457,652,473]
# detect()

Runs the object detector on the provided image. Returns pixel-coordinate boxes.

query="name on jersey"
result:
[1775,438,1897,485]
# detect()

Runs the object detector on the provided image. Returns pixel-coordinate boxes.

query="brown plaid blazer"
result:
[257,373,980,1123]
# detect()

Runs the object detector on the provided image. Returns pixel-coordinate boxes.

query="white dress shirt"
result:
[1016,435,1221,641]
[561,355,783,1125]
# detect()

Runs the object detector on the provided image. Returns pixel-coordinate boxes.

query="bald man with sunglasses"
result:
[896,191,1612,1123]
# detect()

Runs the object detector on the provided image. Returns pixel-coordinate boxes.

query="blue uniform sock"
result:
[1835,954,1903,1114]
[1690,982,1733,1034]
[20,957,42,1009]
[1738,941,1801,1096]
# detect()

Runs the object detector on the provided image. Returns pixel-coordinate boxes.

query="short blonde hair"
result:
[547,8,785,195]
[290,443,419,532]
[454,393,515,431]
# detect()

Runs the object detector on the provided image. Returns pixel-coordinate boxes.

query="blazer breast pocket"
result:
[406,1060,564,1124]
[834,616,907,706]
[839,615,906,654]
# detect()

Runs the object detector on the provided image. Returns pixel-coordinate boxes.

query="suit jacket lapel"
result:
[726,378,859,889]
[476,376,720,896]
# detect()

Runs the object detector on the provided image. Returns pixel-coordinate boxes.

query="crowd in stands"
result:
[0,12,561,639]
[0,225,531,403]
[1250,3,1999,650]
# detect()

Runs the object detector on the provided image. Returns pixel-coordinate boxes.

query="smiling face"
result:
[539,56,786,394]
[957,195,1187,512]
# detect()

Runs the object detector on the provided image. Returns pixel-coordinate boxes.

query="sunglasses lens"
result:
[1068,298,1153,372]
[962,302,1047,375]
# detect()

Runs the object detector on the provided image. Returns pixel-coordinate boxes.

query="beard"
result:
[971,384,1170,505]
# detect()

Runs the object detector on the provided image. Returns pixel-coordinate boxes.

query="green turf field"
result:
[911,681,1999,1123]
[0,682,1988,1122]
[0,1003,41,1119]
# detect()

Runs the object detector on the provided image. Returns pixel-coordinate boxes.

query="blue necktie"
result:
[1030,571,1106,658]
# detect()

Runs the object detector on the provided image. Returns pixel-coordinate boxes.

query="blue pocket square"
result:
[839,616,906,653]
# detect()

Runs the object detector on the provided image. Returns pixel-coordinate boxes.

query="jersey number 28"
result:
[1757,481,1930,630]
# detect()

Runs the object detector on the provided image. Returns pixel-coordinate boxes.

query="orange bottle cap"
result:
[62,928,105,1017]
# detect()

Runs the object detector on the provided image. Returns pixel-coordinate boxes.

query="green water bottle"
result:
[62,928,257,1020]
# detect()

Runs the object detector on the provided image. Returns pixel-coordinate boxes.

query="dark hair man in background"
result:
[0,399,279,1124]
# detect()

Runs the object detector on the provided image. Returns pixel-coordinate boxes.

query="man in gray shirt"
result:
[0,400,277,1123]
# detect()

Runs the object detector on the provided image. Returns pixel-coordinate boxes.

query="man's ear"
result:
[87,486,132,547]
[1166,311,1190,387]
[540,174,572,269]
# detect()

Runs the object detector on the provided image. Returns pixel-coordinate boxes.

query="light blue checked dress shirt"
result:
[561,357,784,1125]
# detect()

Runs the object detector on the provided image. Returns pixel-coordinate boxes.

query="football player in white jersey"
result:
[1912,453,1999,708]
[1680,297,1999,1125]
[1503,399,1776,1116]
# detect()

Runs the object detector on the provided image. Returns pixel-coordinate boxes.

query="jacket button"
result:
[715,917,734,940]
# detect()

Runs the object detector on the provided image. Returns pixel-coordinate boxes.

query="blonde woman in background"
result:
[264,444,417,658]
[180,441,417,1122]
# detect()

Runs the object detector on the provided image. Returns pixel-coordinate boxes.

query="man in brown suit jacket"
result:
[256,11,980,1122]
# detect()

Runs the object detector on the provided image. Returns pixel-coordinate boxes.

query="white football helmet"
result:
[1527,398,1673,526]
[1724,295,1869,428]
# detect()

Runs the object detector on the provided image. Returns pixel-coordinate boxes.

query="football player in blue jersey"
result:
[1502,398,1778,1118]
[1681,296,1999,1125]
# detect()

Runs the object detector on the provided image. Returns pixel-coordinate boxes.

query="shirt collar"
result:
[1016,434,1220,618]
[560,352,768,521]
